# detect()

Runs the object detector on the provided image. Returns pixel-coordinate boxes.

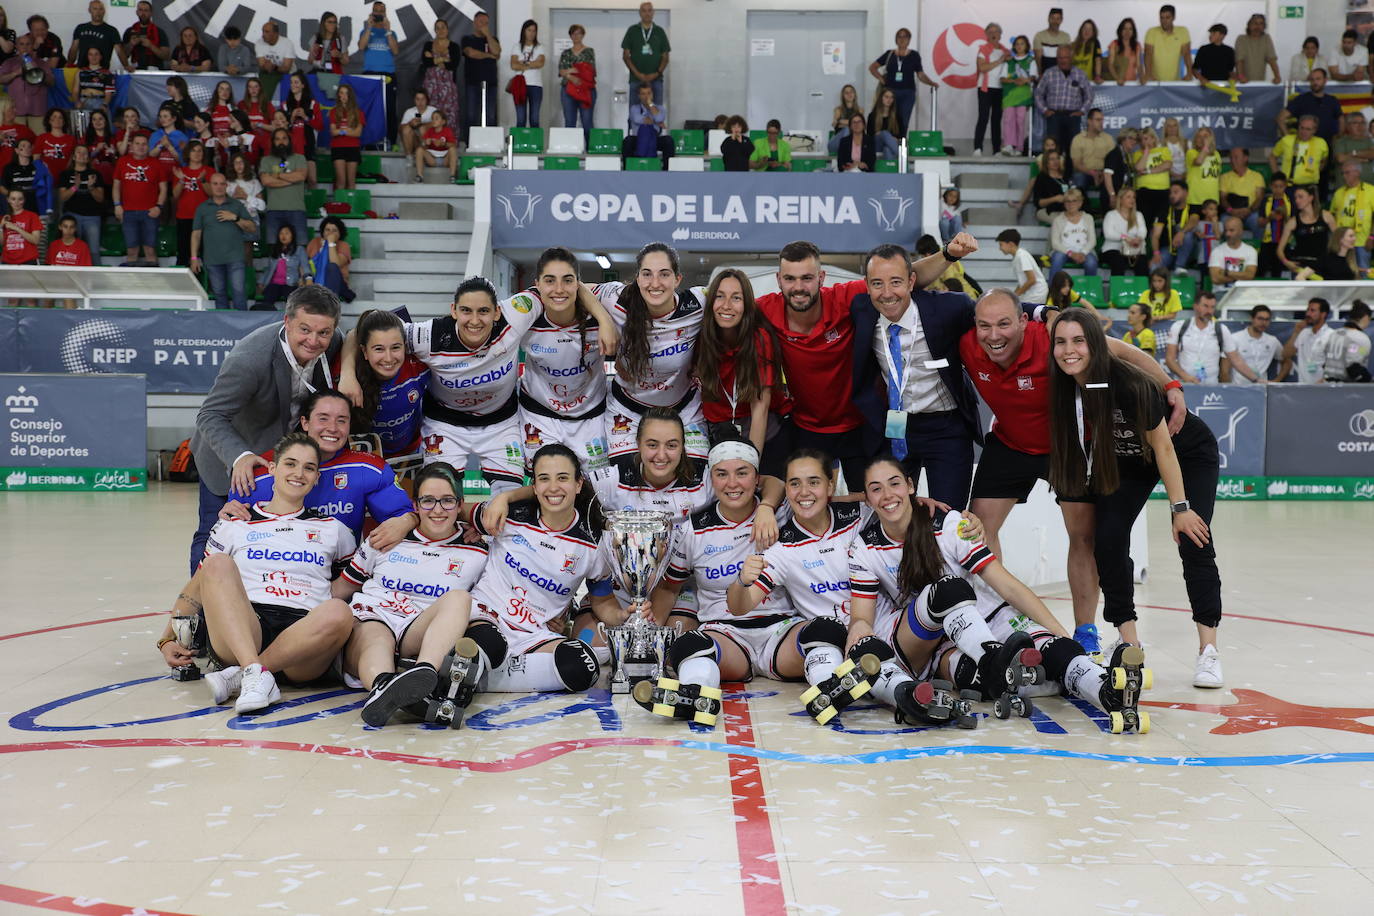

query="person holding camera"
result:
[358,2,399,145]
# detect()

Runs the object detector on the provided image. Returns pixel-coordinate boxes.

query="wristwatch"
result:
[1169,500,1191,514]
[941,244,962,263]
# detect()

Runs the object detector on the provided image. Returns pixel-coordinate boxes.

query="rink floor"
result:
[2,485,1372,915]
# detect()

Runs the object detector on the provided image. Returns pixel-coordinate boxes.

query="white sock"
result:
[1018,681,1063,699]
[483,652,565,692]
[678,655,720,689]
[592,644,612,668]
[802,645,844,687]
[1065,654,1106,708]
[942,603,995,661]
[867,659,908,708]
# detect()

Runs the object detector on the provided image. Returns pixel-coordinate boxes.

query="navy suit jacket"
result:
[850,289,985,456]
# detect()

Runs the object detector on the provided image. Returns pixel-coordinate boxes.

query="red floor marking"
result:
[0,883,196,915]
[0,613,164,642]
[0,735,682,773]
[1036,596,1374,639]
[721,689,787,916]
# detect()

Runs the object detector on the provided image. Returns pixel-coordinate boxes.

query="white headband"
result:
[707,440,760,473]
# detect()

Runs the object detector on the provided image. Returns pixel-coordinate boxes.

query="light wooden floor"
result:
[2,485,1372,915]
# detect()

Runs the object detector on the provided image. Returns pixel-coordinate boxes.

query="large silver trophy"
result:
[599,510,679,694]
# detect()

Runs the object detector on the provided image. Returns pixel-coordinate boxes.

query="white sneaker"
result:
[972,148,984,156]
[205,665,242,705]
[235,664,281,713]
[1194,645,1224,689]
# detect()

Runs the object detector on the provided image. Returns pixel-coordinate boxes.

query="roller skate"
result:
[1100,644,1153,734]
[1073,622,1102,662]
[979,632,1046,700]
[894,679,979,729]
[800,653,880,724]
[993,691,1036,720]
[169,614,205,681]
[362,665,438,728]
[632,676,722,727]
[412,637,484,730]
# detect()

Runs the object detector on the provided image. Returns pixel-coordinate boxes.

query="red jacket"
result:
[566,61,596,107]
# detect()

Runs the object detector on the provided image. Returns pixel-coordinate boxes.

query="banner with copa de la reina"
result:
[490,171,928,253]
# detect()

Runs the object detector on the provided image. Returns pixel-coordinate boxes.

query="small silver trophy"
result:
[599,509,679,694]
[169,614,204,681]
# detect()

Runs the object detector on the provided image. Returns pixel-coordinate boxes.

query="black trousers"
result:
[621,134,674,170]
[899,410,974,510]
[974,88,1002,152]
[1135,187,1169,236]
[792,424,869,493]
[1101,250,1150,276]
[1093,452,1222,630]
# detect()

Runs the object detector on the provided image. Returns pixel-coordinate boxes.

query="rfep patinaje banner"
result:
[1,373,147,492]
[490,171,932,253]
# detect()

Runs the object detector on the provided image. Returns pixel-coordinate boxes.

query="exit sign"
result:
[1279,5,1304,17]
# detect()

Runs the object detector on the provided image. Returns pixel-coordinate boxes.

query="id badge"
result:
[884,410,906,439]
[894,71,904,82]
[642,43,652,55]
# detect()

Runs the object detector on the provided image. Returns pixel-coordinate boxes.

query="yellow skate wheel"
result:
[1142,668,1154,690]
[849,678,872,700]
[651,703,677,719]
[834,658,856,677]
[454,636,478,659]
[858,653,882,677]
[699,685,722,701]
[658,677,680,692]
[815,704,838,725]
[1109,711,1125,734]
[799,683,821,705]
[692,710,718,727]
[632,680,654,704]
[1112,667,1127,691]
[1137,710,1151,734]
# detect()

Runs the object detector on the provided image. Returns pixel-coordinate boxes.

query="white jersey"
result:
[204,504,356,612]
[1294,324,1336,384]
[1231,330,1281,385]
[595,281,706,409]
[406,291,544,417]
[755,502,868,623]
[1323,326,1372,381]
[848,513,905,625]
[931,509,1000,610]
[666,501,794,624]
[592,455,711,526]
[470,499,613,633]
[341,528,489,619]
[519,306,607,420]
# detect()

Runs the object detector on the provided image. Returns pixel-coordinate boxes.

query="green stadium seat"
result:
[875,158,899,173]
[749,129,766,141]
[509,127,544,153]
[459,154,500,183]
[792,158,830,173]
[588,128,624,155]
[156,223,177,258]
[100,222,124,257]
[708,157,725,172]
[907,130,944,157]
[625,157,662,171]
[305,225,361,254]
[332,189,371,217]
[315,152,335,184]
[305,188,328,216]
[355,153,383,183]
[1110,275,1150,307]
[671,129,704,155]
[542,156,582,170]
[1175,274,1197,308]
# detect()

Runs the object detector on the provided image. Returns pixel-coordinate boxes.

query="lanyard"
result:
[1074,388,1093,479]
[641,25,653,44]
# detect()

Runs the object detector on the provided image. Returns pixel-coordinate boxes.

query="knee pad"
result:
[796,616,847,653]
[1038,636,1084,683]
[553,639,600,692]
[848,634,894,665]
[667,629,717,670]
[952,652,980,691]
[926,575,976,620]
[467,623,508,671]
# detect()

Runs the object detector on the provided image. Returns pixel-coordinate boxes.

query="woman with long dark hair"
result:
[282,72,322,185]
[84,109,117,184]
[35,107,74,175]
[343,309,430,459]
[163,76,197,125]
[509,19,545,128]
[330,82,365,190]
[259,223,311,311]
[594,242,711,462]
[238,77,275,135]
[1108,17,1143,84]
[309,11,350,74]
[1278,184,1336,276]
[305,215,356,301]
[693,268,792,476]
[421,18,460,127]
[1047,308,1223,689]
[867,86,901,159]
[172,139,212,267]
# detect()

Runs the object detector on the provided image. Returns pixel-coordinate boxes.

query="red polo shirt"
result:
[958,319,1052,455]
[755,279,866,434]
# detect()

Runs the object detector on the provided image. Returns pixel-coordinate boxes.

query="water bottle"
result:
[1196,366,1207,384]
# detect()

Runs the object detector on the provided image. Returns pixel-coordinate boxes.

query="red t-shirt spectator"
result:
[46,237,93,267]
[113,155,163,211]
[173,164,214,220]
[209,104,234,137]
[754,280,867,434]
[957,320,1053,455]
[238,100,276,133]
[700,329,794,424]
[0,123,36,172]
[422,126,456,153]
[34,133,77,176]
[330,107,365,148]
[2,209,42,264]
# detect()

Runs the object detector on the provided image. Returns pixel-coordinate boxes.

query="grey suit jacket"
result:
[190,322,342,496]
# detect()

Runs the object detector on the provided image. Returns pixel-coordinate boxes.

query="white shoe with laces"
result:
[1194,645,1224,688]
[205,665,242,705]
[235,664,281,713]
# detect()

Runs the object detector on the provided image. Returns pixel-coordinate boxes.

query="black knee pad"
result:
[553,639,600,692]
[797,616,847,651]
[927,575,976,620]
[467,623,508,671]
[848,634,894,665]
[1038,636,1084,683]
[667,629,716,669]
[953,653,981,691]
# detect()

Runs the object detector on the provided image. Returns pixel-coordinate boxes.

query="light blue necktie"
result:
[886,323,907,460]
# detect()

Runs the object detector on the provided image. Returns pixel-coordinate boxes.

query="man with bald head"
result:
[1034,44,1092,159]
[1207,216,1259,291]
[190,173,258,310]
[958,288,1182,653]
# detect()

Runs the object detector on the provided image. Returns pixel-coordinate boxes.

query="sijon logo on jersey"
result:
[446,559,466,576]
[524,423,542,450]
[305,530,321,542]
[611,414,632,434]
[440,362,512,389]
[1017,376,1034,390]
[407,389,420,403]
[561,554,577,572]
[246,547,328,565]
[504,553,572,595]
[704,560,744,580]
[809,580,848,596]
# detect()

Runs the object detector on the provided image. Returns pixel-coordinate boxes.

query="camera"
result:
[373,14,383,24]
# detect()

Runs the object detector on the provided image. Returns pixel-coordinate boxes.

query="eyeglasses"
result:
[416,496,459,510]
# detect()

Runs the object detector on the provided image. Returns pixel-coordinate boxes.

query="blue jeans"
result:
[827,126,850,156]
[875,130,899,159]
[892,86,918,134]
[631,77,663,105]
[72,213,102,266]
[1240,211,1261,238]
[264,210,307,250]
[207,261,247,310]
[515,85,543,127]
[1049,250,1099,276]
[1045,112,1081,157]
[190,478,229,576]
[939,211,964,243]
[1357,246,1372,271]
[561,87,595,141]
[121,209,157,256]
